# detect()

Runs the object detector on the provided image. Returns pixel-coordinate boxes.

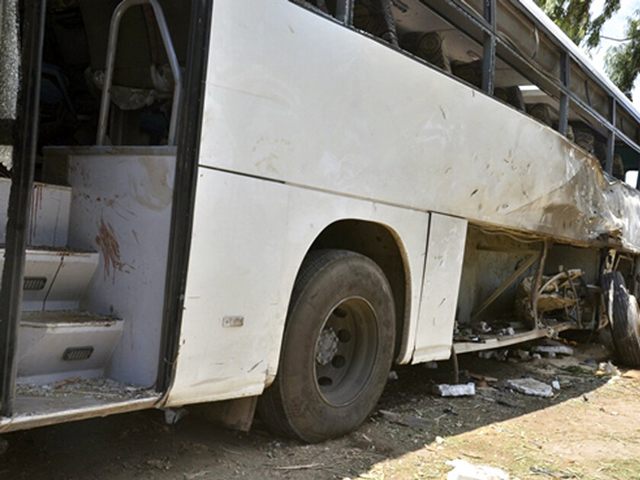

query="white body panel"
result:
[412,214,468,363]
[165,169,429,406]
[200,0,640,250]
[165,0,640,405]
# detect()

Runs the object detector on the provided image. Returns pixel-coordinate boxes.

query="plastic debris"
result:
[596,361,620,376]
[551,380,561,390]
[531,345,574,356]
[388,370,399,381]
[446,459,513,480]
[433,382,476,397]
[505,378,553,397]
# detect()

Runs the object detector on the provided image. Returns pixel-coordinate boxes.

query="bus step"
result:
[17,310,123,385]
[0,248,99,312]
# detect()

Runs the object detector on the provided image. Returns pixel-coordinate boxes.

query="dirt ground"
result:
[2,334,640,480]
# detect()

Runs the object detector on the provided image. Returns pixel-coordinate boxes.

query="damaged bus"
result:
[2,0,640,443]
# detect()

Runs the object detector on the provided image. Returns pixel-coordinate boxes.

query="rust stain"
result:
[95,217,128,279]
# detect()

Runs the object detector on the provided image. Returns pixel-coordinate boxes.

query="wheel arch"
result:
[302,219,412,362]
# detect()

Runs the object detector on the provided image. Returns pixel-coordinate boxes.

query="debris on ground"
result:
[446,459,514,480]
[596,361,620,376]
[183,471,210,480]
[146,458,172,471]
[164,408,189,425]
[470,374,498,384]
[0,437,8,456]
[531,345,574,356]
[505,378,553,398]
[479,350,509,361]
[379,409,430,429]
[15,377,155,401]
[388,370,399,381]
[433,383,476,397]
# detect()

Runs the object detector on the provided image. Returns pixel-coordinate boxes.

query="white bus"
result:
[1,0,640,443]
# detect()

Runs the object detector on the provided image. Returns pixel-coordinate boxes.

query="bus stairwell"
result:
[0,0,190,430]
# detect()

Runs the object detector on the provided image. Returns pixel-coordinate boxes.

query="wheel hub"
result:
[316,327,339,365]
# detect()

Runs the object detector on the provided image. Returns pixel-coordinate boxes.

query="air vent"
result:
[23,276,47,291]
[62,346,94,361]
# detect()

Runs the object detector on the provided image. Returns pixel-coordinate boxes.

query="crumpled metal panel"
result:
[498,142,640,253]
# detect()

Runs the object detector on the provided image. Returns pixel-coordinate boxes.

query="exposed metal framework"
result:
[418,0,640,170]
[290,0,640,173]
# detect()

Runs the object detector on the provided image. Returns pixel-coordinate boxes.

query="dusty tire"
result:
[258,250,396,443]
[602,271,640,367]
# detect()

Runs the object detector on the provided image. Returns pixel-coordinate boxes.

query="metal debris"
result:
[505,378,553,398]
[433,383,476,397]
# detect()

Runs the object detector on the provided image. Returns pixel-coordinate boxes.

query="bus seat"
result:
[451,60,482,88]
[526,103,557,127]
[401,32,451,73]
[494,86,525,111]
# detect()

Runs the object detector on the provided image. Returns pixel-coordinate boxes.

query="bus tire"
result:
[602,271,640,367]
[258,249,396,443]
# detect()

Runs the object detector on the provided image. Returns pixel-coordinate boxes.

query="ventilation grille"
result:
[23,277,47,291]
[62,346,94,361]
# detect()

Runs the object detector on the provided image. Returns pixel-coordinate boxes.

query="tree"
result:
[605,13,640,98]
[535,0,640,100]
[534,0,621,48]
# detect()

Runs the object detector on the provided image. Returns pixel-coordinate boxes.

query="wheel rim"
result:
[314,296,379,406]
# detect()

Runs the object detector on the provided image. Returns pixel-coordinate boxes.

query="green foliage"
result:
[605,12,640,99]
[535,0,640,99]
[533,0,620,49]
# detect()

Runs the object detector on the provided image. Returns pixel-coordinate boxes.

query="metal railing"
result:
[96,0,182,146]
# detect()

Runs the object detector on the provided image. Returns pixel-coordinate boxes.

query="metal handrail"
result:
[96,0,182,146]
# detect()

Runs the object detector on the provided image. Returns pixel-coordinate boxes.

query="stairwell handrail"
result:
[96,0,182,146]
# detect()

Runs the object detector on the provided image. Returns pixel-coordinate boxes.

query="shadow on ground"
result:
[0,338,618,480]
